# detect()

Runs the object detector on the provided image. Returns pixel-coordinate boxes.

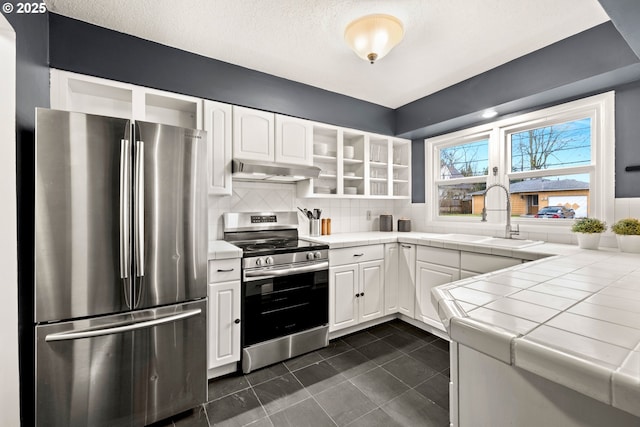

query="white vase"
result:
[616,235,640,253]
[576,233,601,250]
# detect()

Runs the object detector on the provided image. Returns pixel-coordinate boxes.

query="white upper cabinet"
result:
[204,101,233,195]
[50,69,202,129]
[232,106,274,162]
[232,106,313,166]
[275,115,313,165]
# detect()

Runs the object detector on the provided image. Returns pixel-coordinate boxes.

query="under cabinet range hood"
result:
[232,158,321,182]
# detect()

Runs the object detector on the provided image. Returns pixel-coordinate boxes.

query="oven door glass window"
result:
[243,270,328,346]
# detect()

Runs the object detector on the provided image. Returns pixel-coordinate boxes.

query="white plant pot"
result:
[576,233,601,250]
[616,235,640,253]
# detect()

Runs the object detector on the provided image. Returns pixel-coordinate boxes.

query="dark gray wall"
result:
[5,10,50,427]
[599,0,640,58]
[614,80,640,197]
[399,22,640,201]
[48,13,395,136]
[396,22,639,139]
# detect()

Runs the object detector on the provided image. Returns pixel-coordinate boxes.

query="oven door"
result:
[243,261,328,346]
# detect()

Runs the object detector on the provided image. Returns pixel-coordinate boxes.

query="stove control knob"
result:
[306,252,315,260]
[265,256,274,265]
[313,251,323,259]
[255,258,264,266]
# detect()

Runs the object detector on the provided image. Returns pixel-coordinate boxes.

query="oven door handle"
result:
[244,261,329,281]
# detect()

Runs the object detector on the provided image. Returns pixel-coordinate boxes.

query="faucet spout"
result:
[480,183,519,239]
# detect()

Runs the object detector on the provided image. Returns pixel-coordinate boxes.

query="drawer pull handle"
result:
[360,292,364,297]
[355,293,360,298]
[353,253,364,257]
[217,268,234,272]
[234,319,241,324]
[401,244,412,248]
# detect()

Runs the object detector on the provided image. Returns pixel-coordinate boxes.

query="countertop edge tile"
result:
[612,368,640,418]
[513,337,614,404]
[450,316,515,364]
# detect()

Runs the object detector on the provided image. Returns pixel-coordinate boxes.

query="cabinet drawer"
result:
[330,244,384,267]
[208,259,241,283]
[417,246,459,268]
[460,252,522,274]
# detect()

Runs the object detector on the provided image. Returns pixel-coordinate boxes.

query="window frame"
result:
[425,92,615,232]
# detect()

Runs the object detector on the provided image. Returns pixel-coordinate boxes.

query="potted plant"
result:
[571,218,607,250]
[611,218,640,253]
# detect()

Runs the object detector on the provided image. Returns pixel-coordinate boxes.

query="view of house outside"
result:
[438,118,591,218]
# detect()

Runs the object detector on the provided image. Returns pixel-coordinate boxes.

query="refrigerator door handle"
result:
[44,308,202,342]
[119,139,131,280]
[134,139,145,278]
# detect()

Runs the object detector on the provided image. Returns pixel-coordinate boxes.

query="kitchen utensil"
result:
[314,208,321,219]
[297,207,307,217]
[310,219,320,236]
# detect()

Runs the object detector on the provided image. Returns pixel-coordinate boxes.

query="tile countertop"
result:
[432,249,640,419]
[306,231,640,418]
[208,240,242,260]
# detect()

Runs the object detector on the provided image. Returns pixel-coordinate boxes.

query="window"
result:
[425,92,615,231]
[437,137,488,217]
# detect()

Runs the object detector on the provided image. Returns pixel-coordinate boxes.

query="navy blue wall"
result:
[398,22,640,200]
[48,13,395,136]
[5,10,49,427]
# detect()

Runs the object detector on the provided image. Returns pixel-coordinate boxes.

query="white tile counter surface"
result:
[307,231,640,418]
[431,248,640,418]
[208,240,242,260]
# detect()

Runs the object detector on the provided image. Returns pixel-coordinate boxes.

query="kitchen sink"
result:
[437,234,492,242]
[479,237,544,249]
[423,234,544,249]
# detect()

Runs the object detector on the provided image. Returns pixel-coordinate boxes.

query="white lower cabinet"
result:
[207,258,241,378]
[398,243,416,318]
[329,255,384,332]
[207,280,241,372]
[415,261,460,329]
[384,243,399,315]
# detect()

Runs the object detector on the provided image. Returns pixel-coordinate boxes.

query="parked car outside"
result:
[534,206,576,219]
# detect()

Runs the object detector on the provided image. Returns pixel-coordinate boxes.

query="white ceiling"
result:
[45,0,610,109]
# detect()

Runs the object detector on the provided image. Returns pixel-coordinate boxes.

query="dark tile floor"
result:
[150,320,450,427]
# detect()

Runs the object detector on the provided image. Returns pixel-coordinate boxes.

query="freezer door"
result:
[36,299,207,427]
[35,109,133,322]
[133,122,207,309]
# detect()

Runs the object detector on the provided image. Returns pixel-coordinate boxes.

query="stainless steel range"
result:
[223,211,330,373]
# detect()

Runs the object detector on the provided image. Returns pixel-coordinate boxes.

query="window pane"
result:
[440,139,489,179]
[439,182,486,216]
[509,173,590,218]
[511,118,591,172]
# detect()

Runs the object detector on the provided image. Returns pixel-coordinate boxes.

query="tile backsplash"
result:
[208,181,404,240]
[209,182,640,250]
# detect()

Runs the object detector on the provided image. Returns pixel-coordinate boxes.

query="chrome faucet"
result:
[481,183,519,239]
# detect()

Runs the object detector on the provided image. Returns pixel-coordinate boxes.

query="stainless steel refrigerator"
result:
[34,109,208,427]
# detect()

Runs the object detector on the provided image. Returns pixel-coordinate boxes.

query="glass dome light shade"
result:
[344,14,404,64]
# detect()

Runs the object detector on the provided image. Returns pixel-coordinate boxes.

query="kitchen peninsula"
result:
[303,231,640,426]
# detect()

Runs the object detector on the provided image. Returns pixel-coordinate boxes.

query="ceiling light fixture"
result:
[344,14,404,64]
[482,110,498,119]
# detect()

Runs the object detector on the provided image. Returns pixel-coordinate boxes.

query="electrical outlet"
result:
[366,210,371,220]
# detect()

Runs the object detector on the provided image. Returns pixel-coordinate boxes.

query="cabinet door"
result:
[359,259,384,323]
[398,244,416,318]
[275,115,313,166]
[415,261,459,330]
[204,101,233,195]
[329,264,359,332]
[232,106,274,161]
[208,281,241,369]
[384,243,399,315]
